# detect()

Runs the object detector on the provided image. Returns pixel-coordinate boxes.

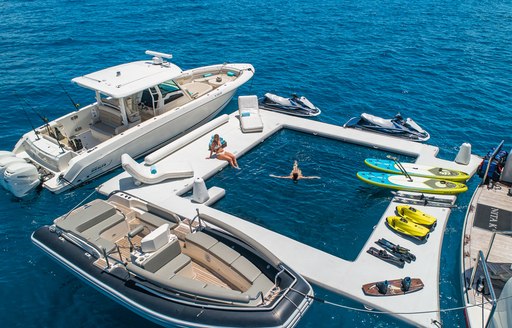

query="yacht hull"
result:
[32,226,313,328]
[44,89,235,193]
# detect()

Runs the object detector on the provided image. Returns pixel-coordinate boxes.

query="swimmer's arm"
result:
[270,174,291,179]
[301,176,320,179]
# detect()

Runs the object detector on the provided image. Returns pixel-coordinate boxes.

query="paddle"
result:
[387,155,413,182]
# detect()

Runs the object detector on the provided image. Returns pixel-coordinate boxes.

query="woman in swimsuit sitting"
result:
[208,134,240,169]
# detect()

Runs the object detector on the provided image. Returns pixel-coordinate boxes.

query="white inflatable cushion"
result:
[238,95,263,133]
[122,154,194,185]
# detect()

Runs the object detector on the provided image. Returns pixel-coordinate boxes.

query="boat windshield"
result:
[99,94,121,110]
[159,80,180,95]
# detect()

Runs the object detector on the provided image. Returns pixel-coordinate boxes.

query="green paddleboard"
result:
[357,171,468,195]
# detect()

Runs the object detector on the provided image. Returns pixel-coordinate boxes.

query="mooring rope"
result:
[290,287,512,316]
[62,188,98,220]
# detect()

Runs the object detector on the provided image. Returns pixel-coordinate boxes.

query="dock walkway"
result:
[98,109,482,327]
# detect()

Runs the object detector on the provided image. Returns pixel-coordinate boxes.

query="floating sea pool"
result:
[207,128,413,261]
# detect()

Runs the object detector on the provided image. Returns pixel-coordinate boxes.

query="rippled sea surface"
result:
[1,0,511,327]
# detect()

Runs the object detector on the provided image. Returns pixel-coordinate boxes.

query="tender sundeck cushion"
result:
[203,284,245,301]
[57,200,117,233]
[210,242,240,265]
[122,153,194,185]
[80,213,124,238]
[231,256,262,283]
[154,254,192,278]
[246,273,274,299]
[141,224,170,253]
[56,200,125,253]
[238,95,263,133]
[185,231,218,250]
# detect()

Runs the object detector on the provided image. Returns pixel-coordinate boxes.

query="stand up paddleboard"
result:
[357,171,468,195]
[364,158,470,182]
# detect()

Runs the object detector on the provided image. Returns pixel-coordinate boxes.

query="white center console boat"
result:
[0,51,254,197]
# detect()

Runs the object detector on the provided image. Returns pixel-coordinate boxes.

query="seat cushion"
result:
[57,200,116,233]
[80,212,125,242]
[154,254,191,278]
[246,273,274,299]
[210,242,240,265]
[185,232,218,250]
[231,256,262,283]
[139,211,169,228]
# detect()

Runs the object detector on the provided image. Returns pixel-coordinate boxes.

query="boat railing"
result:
[485,230,512,261]
[468,250,497,328]
[469,230,512,291]
[274,266,286,286]
[188,208,205,232]
[479,140,504,186]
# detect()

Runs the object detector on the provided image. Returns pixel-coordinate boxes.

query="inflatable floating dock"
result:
[98,108,482,327]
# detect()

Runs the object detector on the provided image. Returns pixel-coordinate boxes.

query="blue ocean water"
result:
[0,0,511,327]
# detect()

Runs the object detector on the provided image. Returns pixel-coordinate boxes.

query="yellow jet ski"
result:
[396,205,437,229]
[386,216,430,241]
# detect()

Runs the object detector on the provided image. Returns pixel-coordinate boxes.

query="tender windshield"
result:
[159,80,180,96]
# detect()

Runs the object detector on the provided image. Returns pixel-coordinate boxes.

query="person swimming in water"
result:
[270,160,320,183]
[207,134,240,169]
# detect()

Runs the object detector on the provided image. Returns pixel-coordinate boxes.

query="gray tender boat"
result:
[32,192,313,327]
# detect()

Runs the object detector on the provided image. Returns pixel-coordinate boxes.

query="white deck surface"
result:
[98,109,482,327]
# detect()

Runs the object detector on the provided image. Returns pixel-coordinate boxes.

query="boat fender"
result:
[454,142,472,165]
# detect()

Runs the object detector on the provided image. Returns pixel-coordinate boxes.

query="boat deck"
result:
[462,182,512,326]
[98,109,482,327]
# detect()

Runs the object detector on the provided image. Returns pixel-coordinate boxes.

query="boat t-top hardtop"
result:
[0,50,254,196]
